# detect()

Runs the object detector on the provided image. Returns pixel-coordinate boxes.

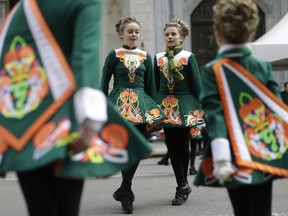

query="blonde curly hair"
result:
[164,18,190,40]
[213,0,259,44]
[115,16,141,34]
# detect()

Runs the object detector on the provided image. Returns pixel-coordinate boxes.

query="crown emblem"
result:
[0,36,49,119]
[4,36,36,82]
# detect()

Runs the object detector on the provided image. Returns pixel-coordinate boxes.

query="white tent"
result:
[250,13,288,69]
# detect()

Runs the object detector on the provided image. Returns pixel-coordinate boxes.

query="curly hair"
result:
[213,0,259,44]
[115,16,141,34]
[164,18,190,39]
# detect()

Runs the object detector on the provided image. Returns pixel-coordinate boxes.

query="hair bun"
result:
[213,0,259,43]
[164,18,190,40]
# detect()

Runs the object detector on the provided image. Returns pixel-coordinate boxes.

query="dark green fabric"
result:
[58,100,152,177]
[194,46,283,187]
[101,48,166,126]
[154,50,203,127]
[0,0,104,172]
[199,47,281,140]
[0,0,152,177]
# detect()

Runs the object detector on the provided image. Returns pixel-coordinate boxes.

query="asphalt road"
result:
[1,156,288,216]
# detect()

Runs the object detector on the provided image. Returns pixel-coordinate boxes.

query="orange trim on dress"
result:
[146,117,167,131]
[0,0,76,151]
[213,58,288,177]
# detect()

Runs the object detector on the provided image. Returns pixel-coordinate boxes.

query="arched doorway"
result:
[190,0,265,68]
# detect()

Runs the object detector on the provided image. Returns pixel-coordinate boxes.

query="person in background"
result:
[154,18,205,206]
[280,81,288,105]
[101,16,165,214]
[194,0,288,215]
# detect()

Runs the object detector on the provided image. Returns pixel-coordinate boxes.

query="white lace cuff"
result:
[74,87,107,131]
[211,137,231,163]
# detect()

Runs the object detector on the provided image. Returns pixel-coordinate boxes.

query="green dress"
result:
[194,45,288,187]
[0,0,151,177]
[101,47,166,129]
[154,47,204,128]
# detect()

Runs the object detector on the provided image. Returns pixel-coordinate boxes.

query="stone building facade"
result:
[1,0,288,88]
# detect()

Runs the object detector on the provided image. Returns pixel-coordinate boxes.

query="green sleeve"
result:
[188,54,202,101]
[70,0,102,90]
[100,50,115,95]
[266,63,282,98]
[153,55,160,93]
[144,53,157,100]
[199,66,228,140]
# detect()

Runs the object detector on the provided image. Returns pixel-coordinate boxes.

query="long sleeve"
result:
[153,55,161,93]
[144,53,157,100]
[70,1,107,128]
[188,54,202,101]
[199,66,228,140]
[70,0,102,90]
[265,63,281,98]
[100,50,115,96]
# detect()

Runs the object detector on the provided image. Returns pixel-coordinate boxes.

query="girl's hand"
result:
[68,126,98,154]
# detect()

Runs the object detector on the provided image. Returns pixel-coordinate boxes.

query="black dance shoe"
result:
[113,188,135,214]
[172,184,192,206]
[157,159,169,166]
[189,168,197,175]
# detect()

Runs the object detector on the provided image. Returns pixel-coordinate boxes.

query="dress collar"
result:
[122,45,137,50]
[216,44,252,59]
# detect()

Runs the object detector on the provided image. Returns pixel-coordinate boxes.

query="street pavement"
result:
[1,142,288,216]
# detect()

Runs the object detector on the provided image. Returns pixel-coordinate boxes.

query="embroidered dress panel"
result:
[154,50,204,128]
[194,46,288,187]
[102,47,166,128]
[0,0,151,178]
[213,59,288,175]
[0,0,75,151]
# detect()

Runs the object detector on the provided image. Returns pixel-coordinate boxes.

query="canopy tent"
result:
[250,13,288,70]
